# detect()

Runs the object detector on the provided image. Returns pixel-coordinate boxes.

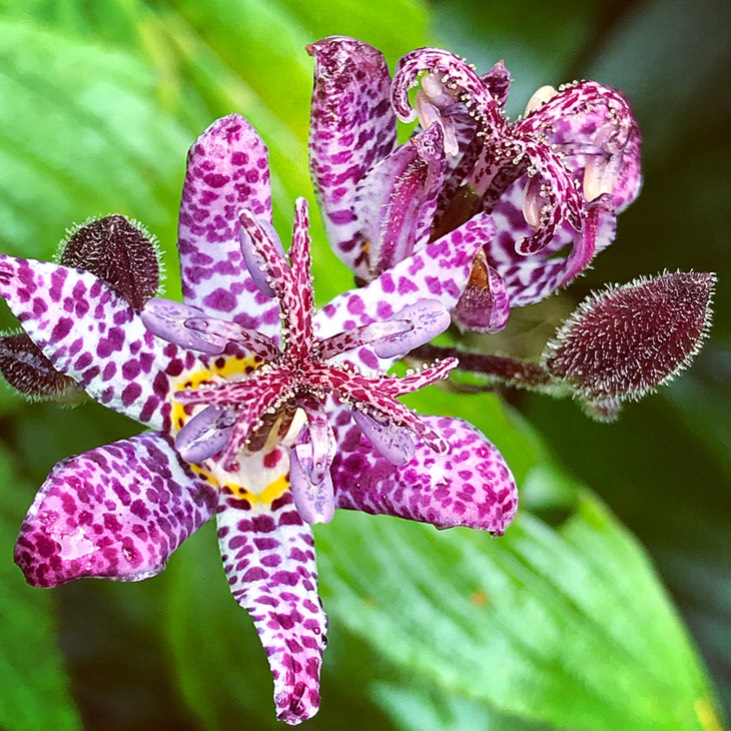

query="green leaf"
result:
[0,446,81,730]
[372,681,552,730]
[316,470,719,731]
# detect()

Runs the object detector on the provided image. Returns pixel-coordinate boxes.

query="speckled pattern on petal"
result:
[178,114,281,336]
[0,255,201,430]
[308,37,397,274]
[353,122,447,279]
[488,184,617,306]
[315,212,495,370]
[216,457,326,725]
[14,432,218,588]
[331,410,517,535]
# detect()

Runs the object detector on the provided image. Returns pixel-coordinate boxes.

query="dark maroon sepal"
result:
[61,214,160,309]
[0,333,85,403]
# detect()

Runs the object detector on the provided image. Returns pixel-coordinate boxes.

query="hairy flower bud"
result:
[0,215,159,401]
[60,214,160,309]
[543,271,715,401]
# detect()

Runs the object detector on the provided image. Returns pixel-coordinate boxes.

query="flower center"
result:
[142,198,458,522]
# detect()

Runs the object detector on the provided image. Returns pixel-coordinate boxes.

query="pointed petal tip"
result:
[275,684,321,725]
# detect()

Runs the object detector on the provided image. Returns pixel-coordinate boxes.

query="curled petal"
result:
[512,141,584,255]
[331,411,517,535]
[15,433,217,587]
[308,36,397,273]
[517,81,642,212]
[487,183,616,306]
[217,472,326,725]
[392,48,504,128]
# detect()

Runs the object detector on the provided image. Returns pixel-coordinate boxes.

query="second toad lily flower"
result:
[308,37,642,332]
[2,115,517,725]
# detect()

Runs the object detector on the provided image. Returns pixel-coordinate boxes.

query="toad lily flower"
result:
[308,37,642,332]
[1,115,517,724]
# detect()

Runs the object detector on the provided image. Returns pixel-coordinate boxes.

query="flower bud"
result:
[543,272,715,401]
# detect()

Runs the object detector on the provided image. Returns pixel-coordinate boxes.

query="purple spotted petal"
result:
[307,36,397,274]
[14,432,217,587]
[353,122,447,280]
[0,256,200,430]
[178,114,280,336]
[217,478,326,725]
[331,412,517,535]
[488,184,616,306]
[316,212,495,370]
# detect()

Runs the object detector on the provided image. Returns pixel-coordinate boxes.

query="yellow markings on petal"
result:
[170,353,263,433]
[190,463,219,488]
[224,473,290,506]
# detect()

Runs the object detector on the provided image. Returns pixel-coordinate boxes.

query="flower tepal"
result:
[0,114,518,725]
[308,37,642,330]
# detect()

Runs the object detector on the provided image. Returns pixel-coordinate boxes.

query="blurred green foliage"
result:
[0,0,728,729]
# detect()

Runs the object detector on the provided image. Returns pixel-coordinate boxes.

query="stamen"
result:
[290,439,335,524]
[185,316,279,360]
[373,299,451,358]
[175,405,237,463]
[351,410,417,466]
[318,319,412,360]
[141,298,227,353]
[300,398,334,487]
[238,210,287,298]
[524,85,558,115]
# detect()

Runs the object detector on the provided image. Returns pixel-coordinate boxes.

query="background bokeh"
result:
[0,1,728,729]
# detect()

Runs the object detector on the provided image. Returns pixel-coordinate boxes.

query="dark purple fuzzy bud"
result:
[60,214,160,309]
[0,215,159,402]
[0,333,83,403]
[543,271,715,400]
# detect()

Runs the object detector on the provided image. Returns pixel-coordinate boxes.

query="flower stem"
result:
[412,344,559,393]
